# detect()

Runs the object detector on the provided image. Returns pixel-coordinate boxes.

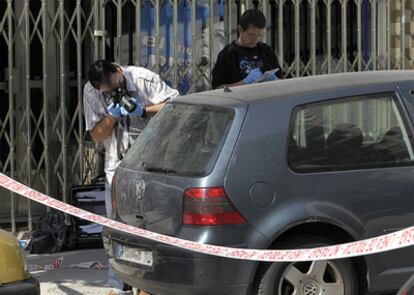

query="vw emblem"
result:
[135,179,146,200]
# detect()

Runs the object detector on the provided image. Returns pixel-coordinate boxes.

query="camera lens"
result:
[120,96,137,113]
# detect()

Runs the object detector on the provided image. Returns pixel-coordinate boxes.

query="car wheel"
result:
[256,235,358,295]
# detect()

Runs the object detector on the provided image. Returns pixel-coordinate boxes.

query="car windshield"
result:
[122,102,234,176]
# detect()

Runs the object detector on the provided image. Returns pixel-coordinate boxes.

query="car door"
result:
[286,89,414,291]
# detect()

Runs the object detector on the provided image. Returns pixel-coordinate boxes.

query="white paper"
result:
[254,68,279,83]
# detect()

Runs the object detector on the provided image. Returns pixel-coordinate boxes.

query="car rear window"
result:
[122,102,234,176]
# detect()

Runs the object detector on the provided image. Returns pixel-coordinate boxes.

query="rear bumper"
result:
[0,276,40,295]
[103,227,258,295]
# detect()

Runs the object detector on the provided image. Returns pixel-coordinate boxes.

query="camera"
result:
[108,87,137,113]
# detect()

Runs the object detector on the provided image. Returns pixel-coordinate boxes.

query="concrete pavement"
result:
[28,248,115,295]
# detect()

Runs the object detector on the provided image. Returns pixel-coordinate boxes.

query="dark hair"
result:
[239,9,266,30]
[87,60,119,90]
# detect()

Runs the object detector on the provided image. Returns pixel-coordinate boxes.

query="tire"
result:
[255,235,358,295]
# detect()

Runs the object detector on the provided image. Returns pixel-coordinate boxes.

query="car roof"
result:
[175,70,414,105]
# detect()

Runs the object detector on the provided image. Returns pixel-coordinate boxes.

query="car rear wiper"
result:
[141,162,180,174]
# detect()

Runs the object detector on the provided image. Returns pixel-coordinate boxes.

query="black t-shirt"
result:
[212,41,281,89]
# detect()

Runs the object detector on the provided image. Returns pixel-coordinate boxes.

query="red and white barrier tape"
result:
[1,172,413,262]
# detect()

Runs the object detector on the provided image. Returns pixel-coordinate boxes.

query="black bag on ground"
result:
[28,211,78,254]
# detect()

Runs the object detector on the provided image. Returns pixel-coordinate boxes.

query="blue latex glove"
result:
[120,97,145,116]
[263,73,279,82]
[243,68,263,84]
[107,102,121,118]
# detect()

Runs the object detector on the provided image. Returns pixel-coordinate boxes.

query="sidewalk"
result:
[28,248,113,295]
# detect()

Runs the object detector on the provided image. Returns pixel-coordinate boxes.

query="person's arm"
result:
[89,115,118,142]
[144,102,165,114]
[138,68,178,114]
[83,83,118,143]
[216,68,263,89]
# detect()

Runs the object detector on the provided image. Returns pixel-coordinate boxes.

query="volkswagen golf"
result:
[103,71,414,295]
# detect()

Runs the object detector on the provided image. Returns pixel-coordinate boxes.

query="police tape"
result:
[1,172,413,262]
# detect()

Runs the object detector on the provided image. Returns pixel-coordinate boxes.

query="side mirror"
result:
[397,274,414,295]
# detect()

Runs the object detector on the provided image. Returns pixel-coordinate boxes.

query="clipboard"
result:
[255,68,280,83]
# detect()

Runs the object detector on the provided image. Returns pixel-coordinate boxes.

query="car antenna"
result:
[223,86,233,93]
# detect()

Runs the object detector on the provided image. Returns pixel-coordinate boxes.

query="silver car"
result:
[104,71,414,295]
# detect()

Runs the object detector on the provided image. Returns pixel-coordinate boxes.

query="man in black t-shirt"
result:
[212,9,282,89]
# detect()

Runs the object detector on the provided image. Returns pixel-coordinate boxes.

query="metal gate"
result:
[0,0,412,231]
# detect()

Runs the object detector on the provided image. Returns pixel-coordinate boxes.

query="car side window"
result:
[288,93,414,173]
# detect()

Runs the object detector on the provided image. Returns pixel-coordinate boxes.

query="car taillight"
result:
[183,187,247,225]
[111,175,117,211]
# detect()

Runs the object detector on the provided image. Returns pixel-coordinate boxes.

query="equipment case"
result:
[70,183,106,248]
